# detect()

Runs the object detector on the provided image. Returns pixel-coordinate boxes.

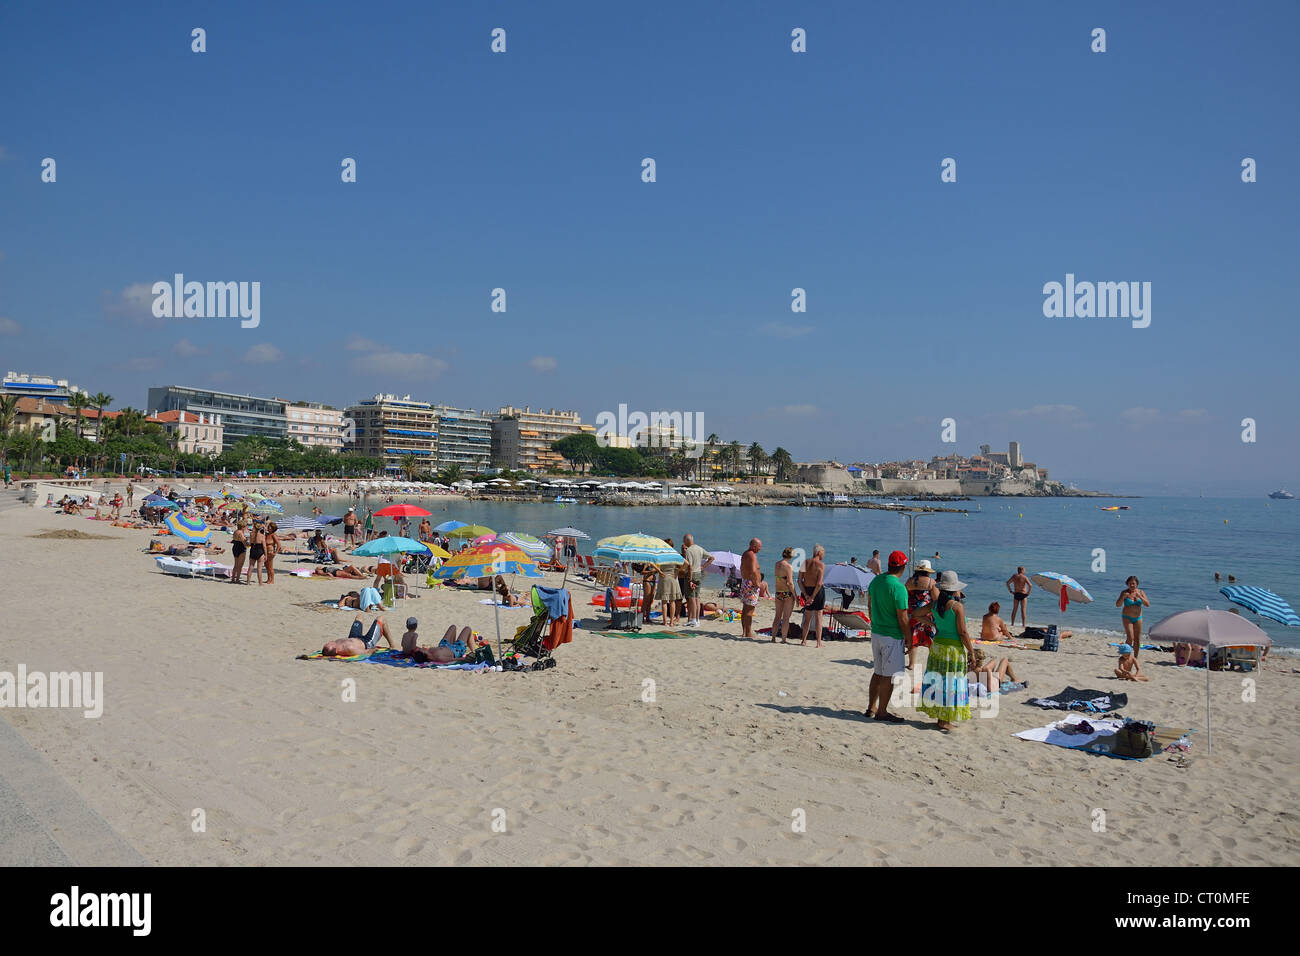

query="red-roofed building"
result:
[152,409,224,455]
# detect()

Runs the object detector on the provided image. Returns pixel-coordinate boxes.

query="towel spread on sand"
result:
[1015,714,1193,761]
[1025,686,1128,713]
[977,639,1030,649]
[478,599,526,609]
[297,649,490,671]
[1109,642,1160,651]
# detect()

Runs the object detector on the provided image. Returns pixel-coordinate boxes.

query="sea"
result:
[287,494,1300,652]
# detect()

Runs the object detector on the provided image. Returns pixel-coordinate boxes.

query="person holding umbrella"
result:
[1116,576,1151,658]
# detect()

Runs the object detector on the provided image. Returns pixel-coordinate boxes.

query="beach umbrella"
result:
[247,498,283,515]
[220,488,244,499]
[546,527,590,539]
[1149,608,1273,754]
[434,519,467,533]
[164,511,211,544]
[434,543,544,657]
[317,514,344,525]
[497,532,552,560]
[703,550,744,576]
[823,562,875,592]
[1219,585,1300,627]
[282,514,323,531]
[375,503,432,518]
[448,524,494,539]
[472,533,498,546]
[1030,571,1093,612]
[351,536,431,558]
[594,533,685,565]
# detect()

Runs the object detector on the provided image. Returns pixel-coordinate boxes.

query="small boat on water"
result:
[1269,489,1294,500]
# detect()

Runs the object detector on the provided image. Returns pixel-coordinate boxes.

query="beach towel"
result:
[298,649,492,671]
[977,639,1030,649]
[1014,714,1193,761]
[1109,642,1160,651]
[603,630,695,639]
[1025,686,1127,713]
[478,599,527,609]
[535,585,570,619]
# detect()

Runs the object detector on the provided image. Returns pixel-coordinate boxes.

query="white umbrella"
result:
[1148,608,1273,754]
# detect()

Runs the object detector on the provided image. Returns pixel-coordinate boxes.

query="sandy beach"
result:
[2,497,1297,867]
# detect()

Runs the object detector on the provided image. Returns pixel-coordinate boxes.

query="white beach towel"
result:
[1014,713,1124,749]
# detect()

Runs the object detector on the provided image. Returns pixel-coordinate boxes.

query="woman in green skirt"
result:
[918,569,975,732]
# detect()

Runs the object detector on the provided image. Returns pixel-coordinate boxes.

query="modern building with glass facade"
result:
[3,371,88,404]
[344,394,438,474]
[146,386,288,449]
[433,405,492,471]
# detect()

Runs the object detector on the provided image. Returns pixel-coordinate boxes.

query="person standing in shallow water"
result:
[1005,566,1032,628]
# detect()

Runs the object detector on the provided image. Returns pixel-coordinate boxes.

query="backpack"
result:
[1041,625,1059,652]
[1113,719,1154,758]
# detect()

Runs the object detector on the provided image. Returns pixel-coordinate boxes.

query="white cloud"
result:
[352,350,449,379]
[1120,407,1162,427]
[1178,408,1210,423]
[347,335,383,352]
[102,282,163,324]
[172,337,204,358]
[529,356,557,372]
[242,343,283,364]
[1009,404,1086,423]
[0,316,21,335]
[760,322,814,339]
[781,404,818,416]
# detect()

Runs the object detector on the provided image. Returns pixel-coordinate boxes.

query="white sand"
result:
[2,501,1297,866]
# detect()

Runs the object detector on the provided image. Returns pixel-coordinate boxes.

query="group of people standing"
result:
[229,518,281,585]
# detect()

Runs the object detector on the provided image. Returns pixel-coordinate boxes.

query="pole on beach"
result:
[1206,644,1213,754]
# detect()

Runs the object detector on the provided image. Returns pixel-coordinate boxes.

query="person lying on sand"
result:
[313,564,369,579]
[338,588,385,611]
[494,575,525,607]
[318,615,394,657]
[401,622,476,663]
[981,602,1015,641]
[970,648,1025,692]
[1114,644,1149,681]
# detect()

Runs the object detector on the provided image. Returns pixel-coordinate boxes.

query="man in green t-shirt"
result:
[865,550,912,723]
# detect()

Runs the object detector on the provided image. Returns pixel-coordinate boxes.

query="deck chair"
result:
[1217,645,1263,671]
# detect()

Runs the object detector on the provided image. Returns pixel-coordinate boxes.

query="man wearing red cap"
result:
[865,550,912,722]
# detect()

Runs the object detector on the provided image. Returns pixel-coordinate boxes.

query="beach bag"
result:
[1041,625,1059,652]
[1113,720,1154,758]
[609,609,639,630]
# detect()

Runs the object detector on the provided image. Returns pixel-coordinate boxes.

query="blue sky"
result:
[2,1,1297,494]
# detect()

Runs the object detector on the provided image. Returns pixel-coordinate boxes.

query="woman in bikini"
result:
[246,521,265,585]
[263,521,281,584]
[772,548,797,643]
[1115,576,1150,658]
[906,561,939,694]
[230,520,248,584]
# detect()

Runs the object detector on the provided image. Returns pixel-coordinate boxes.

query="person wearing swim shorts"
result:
[798,544,827,647]
[739,538,762,638]
[1005,566,1031,628]
[681,533,713,627]
[866,550,912,722]
[318,615,394,657]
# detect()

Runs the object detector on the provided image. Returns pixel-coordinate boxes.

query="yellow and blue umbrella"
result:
[164,511,211,544]
[433,543,543,580]
[594,532,684,565]
[246,498,283,516]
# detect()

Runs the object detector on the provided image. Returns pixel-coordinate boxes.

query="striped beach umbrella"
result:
[164,511,211,544]
[594,532,685,565]
[282,514,323,531]
[246,498,284,515]
[432,543,543,580]
[1030,571,1093,612]
[546,526,590,540]
[497,531,552,560]
[1219,585,1300,627]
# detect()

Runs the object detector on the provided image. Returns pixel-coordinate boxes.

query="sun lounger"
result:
[154,556,231,579]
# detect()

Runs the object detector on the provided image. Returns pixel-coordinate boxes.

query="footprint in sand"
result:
[393,835,425,858]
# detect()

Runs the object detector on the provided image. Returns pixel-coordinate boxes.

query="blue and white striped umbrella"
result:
[282,514,324,531]
[1220,585,1300,626]
[546,526,590,540]
[594,533,685,565]
[496,532,552,560]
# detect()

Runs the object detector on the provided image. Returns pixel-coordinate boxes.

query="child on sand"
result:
[1115,644,1149,681]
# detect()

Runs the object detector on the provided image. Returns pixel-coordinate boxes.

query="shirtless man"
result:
[342,507,358,545]
[404,623,474,664]
[1005,567,1032,627]
[1114,644,1149,682]
[739,538,763,638]
[318,615,394,657]
[980,601,1015,641]
[798,544,827,647]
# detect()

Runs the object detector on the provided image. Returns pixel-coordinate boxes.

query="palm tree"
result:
[702,433,720,481]
[90,393,114,443]
[67,393,90,438]
[770,447,795,482]
[748,442,766,476]
[399,453,421,481]
[728,440,742,478]
[438,463,464,485]
[0,395,17,438]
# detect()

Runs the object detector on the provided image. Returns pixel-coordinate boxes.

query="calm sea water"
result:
[295,495,1300,650]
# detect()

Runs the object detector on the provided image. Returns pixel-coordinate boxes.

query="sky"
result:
[2,1,1297,495]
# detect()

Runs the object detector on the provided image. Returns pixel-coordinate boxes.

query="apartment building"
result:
[433,405,492,471]
[345,394,438,473]
[490,406,590,472]
[285,402,346,452]
[153,410,225,455]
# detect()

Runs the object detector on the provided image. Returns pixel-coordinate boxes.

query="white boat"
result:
[1269,489,1294,500]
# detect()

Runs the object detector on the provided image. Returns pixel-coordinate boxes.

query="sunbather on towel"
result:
[338,587,385,611]
[402,621,474,663]
[494,575,525,607]
[1114,644,1149,681]
[313,564,369,579]
[970,648,1025,692]
[319,615,394,657]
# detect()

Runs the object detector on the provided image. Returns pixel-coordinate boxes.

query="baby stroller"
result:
[502,587,561,672]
